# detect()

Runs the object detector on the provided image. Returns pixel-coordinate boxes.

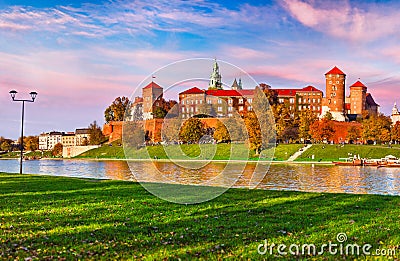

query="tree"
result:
[104,96,130,123]
[52,143,63,157]
[298,109,317,142]
[179,118,206,143]
[24,136,39,151]
[391,122,400,143]
[0,138,13,151]
[244,112,262,154]
[323,111,333,120]
[152,107,167,119]
[310,119,335,143]
[362,114,392,143]
[88,121,106,145]
[213,120,230,143]
[346,125,362,144]
[161,118,182,143]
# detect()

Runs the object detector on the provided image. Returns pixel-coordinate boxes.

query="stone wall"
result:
[62,145,100,158]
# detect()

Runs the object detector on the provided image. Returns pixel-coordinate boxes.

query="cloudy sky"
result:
[1,0,400,139]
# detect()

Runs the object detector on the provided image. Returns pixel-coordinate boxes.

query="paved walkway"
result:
[287,144,313,162]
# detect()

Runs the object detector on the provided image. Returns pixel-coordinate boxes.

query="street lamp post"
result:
[9,90,38,174]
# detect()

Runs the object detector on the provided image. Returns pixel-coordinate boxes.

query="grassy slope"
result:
[76,143,303,161]
[297,144,400,162]
[0,173,399,260]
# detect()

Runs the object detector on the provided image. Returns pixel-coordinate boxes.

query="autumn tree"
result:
[104,96,130,123]
[152,107,167,119]
[346,125,362,144]
[123,121,145,150]
[24,136,39,151]
[244,112,262,154]
[0,137,13,152]
[213,120,230,143]
[179,118,206,143]
[362,115,392,143]
[161,118,182,143]
[88,121,106,145]
[298,109,317,142]
[310,119,335,143]
[391,122,400,143]
[52,143,63,157]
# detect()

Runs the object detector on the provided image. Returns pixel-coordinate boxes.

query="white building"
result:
[391,103,400,125]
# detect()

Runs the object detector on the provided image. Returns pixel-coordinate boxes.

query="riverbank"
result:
[1,173,398,260]
[74,143,400,163]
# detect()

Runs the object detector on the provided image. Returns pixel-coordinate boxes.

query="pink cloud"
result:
[282,0,400,42]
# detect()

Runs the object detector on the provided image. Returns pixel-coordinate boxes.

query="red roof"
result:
[143,81,162,89]
[325,66,346,75]
[179,87,204,95]
[274,89,299,96]
[350,81,367,88]
[238,89,255,96]
[300,85,322,92]
[206,89,242,97]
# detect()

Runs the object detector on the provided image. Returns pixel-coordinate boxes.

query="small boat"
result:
[333,159,362,166]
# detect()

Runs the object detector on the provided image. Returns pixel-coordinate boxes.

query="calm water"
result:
[1,159,400,196]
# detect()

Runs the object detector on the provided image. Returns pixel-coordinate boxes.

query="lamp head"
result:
[29,91,38,101]
[9,90,17,100]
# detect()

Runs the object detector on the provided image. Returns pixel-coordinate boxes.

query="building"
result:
[321,66,347,121]
[391,103,400,125]
[321,66,379,121]
[274,86,323,115]
[39,131,63,150]
[142,81,163,120]
[75,128,90,146]
[62,132,76,147]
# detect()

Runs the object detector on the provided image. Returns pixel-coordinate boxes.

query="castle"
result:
[105,61,381,143]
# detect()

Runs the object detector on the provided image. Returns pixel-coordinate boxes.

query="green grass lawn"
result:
[0,150,53,159]
[0,173,399,260]
[76,142,304,161]
[297,144,400,162]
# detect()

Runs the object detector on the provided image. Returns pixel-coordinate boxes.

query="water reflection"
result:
[0,159,399,196]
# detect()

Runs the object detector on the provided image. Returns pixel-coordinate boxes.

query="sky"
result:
[1,0,400,139]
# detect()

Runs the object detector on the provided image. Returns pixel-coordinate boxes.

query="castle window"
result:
[334,100,336,104]
[199,100,203,104]
[228,106,233,112]
[329,81,332,84]
[228,113,233,117]
[247,98,252,104]
[239,98,244,104]
[298,106,302,110]
[228,98,233,104]
[239,106,244,111]
[218,106,222,112]
[182,107,185,112]
[248,106,252,111]
[336,81,339,84]
[207,99,212,104]
[218,98,222,104]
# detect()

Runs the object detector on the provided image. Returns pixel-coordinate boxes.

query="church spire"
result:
[209,59,222,90]
[393,102,399,115]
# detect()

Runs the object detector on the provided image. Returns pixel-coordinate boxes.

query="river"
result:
[0,159,399,196]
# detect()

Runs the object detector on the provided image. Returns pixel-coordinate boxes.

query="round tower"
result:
[325,66,346,121]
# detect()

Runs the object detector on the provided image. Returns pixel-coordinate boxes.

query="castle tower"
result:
[231,78,240,90]
[323,66,346,121]
[349,80,367,116]
[142,81,163,120]
[209,59,222,90]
